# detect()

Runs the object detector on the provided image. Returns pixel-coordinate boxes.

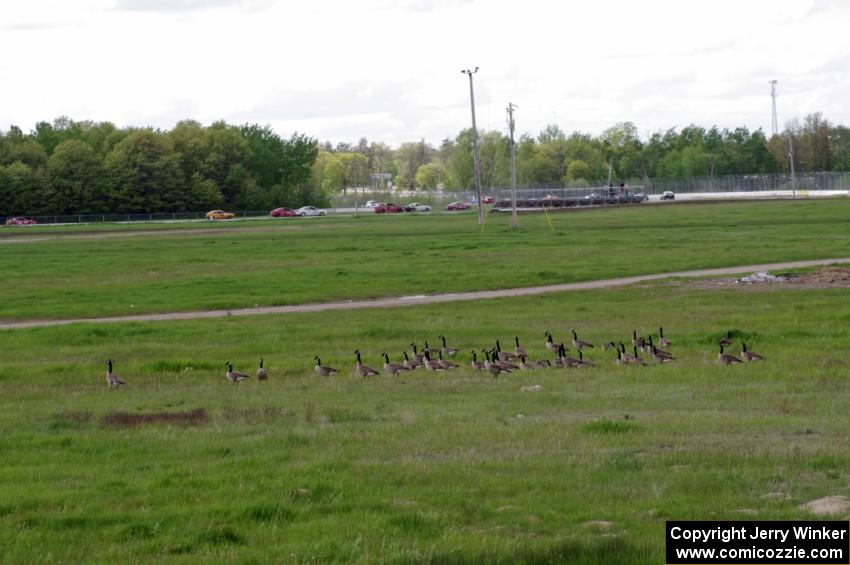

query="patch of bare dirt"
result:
[800,495,850,516]
[791,267,850,285]
[695,267,850,290]
[582,520,613,530]
[101,408,208,428]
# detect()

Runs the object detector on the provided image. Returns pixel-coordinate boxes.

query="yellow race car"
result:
[205,210,235,220]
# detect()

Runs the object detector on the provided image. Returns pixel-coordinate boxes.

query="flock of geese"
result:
[104,329,764,387]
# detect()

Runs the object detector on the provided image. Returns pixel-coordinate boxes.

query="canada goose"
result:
[659,326,671,347]
[576,351,597,368]
[646,336,673,359]
[629,346,647,366]
[410,343,424,365]
[603,341,617,351]
[492,349,519,370]
[423,350,444,372]
[534,359,552,368]
[559,343,582,368]
[226,361,249,384]
[571,329,594,351]
[495,340,516,362]
[519,355,535,370]
[403,351,420,370]
[314,356,339,377]
[382,353,409,375]
[437,350,458,370]
[514,336,528,358]
[256,358,269,381]
[105,359,125,387]
[619,344,644,366]
[470,351,485,371]
[719,331,734,347]
[354,350,379,377]
[423,341,437,355]
[741,342,764,362]
[438,335,458,357]
[632,330,645,348]
[483,350,508,377]
[651,346,674,363]
[718,344,743,365]
[615,347,624,365]
[544,331,558,352]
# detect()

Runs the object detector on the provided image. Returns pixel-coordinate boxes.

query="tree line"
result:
[2,112,848,215]
[0,118,321,216]
[315,112,850,192]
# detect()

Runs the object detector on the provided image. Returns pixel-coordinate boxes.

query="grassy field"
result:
[2,199,850,320]
[1,279,849,563]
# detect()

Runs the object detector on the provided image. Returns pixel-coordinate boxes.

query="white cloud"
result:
[0,0,847,146]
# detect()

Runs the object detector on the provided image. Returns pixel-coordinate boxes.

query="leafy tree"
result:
[47,140,105,213]
[104,130,187,212]
[446,129,474,190]
[0,161,47,215]
[414,162,446,189]
[394,140,433,189]
[537,124,565,143]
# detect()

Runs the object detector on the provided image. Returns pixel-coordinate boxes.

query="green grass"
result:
[2,199,850,320]
[1,281,849,562]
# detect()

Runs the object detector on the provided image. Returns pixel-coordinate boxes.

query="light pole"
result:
[461,67,484,224]
[786,128,796,199]
[507,102,518,228]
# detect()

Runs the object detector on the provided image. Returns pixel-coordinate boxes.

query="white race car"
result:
[295,206,327,217]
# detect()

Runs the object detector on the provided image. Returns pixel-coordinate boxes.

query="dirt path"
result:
[2,257,848,331]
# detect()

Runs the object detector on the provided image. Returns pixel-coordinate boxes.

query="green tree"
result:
[0,161,47,215]
[394,140,433,189]
[445,129,474,190]
[414,162,446,189]
[104,130,187,212]
[47,140,105,213]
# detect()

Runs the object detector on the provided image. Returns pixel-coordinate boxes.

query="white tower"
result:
[769,80,779,137]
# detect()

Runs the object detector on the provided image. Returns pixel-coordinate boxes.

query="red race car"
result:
[445,201,471,211]
[270,207,296,217]
[5,217,38,225]
[374,202,405,213]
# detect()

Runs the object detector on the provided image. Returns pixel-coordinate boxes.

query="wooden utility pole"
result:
[507,102,518,228]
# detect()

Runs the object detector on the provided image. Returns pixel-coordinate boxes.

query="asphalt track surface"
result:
[1,258,848,331]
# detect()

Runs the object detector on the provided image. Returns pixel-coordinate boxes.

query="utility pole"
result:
[461,67,484,224]
[507,102,518,228]
[788,134,796,200]
[769,80,779,137]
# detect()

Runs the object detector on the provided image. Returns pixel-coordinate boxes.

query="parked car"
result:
[4,216,38,225]
[205,210,235,220]
[482,196,495,204]
[661,191,675,200]
[406,202,432,212]
[374,202,405,214]
[295,206,327,217]
[445,201,472,211]
[270,207,296,217]
[364,200,380,208]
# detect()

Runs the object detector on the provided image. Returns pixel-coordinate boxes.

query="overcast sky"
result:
[2,0,848,146]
